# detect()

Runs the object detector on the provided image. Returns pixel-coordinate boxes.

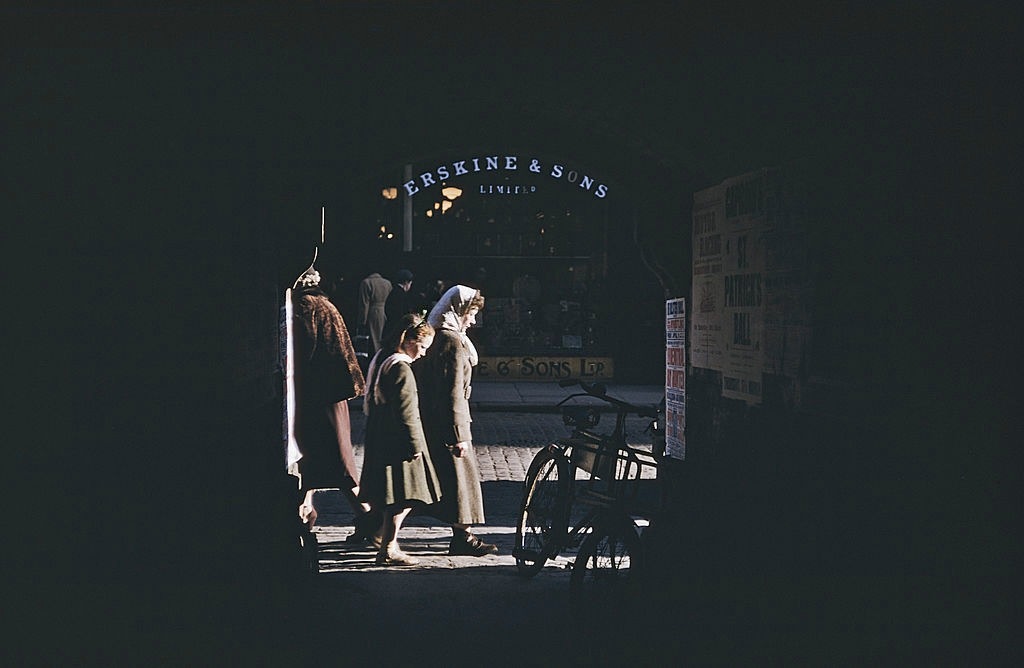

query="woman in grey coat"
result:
[359,314,441,566]
[414,285,498,557]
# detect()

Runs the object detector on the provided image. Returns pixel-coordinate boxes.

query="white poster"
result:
[719,216,765,404]
[690,189,725,371]
[692,169,767,404]
[665,298,686,460]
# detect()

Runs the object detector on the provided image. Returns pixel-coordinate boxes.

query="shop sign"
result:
[478,184,538,195]
[476,356,614,381]
[403,155,610,199]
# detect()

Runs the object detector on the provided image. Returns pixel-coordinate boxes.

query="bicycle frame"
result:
[514,381,661,576]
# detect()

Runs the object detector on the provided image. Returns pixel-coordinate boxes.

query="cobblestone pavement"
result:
[296,409,665,665]
[312,410,657,526]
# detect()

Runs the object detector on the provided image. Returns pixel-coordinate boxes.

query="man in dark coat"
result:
[382,268,415,343]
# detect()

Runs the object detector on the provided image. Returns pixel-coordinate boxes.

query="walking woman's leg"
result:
[376,505,418,566]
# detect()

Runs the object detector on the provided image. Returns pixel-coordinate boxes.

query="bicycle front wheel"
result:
[514,447,570,576]
[569,517,642,595]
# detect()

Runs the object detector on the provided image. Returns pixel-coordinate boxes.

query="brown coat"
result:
[292,287,366,490]
[293,288,365,404]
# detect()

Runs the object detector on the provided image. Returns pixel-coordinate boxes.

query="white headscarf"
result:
[426,284,480,366]
[363,350,414,415]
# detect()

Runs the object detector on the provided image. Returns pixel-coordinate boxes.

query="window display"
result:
[413,174,610,360]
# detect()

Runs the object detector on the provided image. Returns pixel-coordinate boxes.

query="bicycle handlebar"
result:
[556,379,660,419]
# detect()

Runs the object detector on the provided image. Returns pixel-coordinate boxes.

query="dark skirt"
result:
[294,400,360,492]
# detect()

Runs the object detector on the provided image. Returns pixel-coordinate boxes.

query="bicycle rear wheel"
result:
[514,447,570,576]
[569,517,642,595]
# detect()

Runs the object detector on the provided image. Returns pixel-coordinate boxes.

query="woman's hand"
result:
[449,441,469,457]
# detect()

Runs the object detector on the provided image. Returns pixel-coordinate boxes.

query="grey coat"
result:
[358,273,392,352]
[414,328,486,524]
[359,360,441,508]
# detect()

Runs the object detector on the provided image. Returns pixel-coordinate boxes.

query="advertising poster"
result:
[692,169,768,405]
[665,298,686,460]
[720,221,765,404]
[690,189,725,371]
[720,171,768,404]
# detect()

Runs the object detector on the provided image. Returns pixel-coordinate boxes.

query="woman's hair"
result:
[427,285,485,329]
[457,291,485,315]
[382,312,434,353]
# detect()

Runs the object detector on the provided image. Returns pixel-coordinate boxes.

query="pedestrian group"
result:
[292,266,496,567]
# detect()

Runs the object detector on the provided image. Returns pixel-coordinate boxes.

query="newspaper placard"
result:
[665,298,686,460]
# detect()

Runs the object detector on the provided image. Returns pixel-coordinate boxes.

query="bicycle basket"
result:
[562,406,600,428]
[566,434,616,480]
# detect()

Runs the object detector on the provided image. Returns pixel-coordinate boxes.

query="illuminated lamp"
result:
[381,187,398,200]
[441,186,463,200]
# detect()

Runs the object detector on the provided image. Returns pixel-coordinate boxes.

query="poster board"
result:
[690,164,812,406]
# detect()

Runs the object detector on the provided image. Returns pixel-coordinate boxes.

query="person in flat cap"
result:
[382,268,415,343]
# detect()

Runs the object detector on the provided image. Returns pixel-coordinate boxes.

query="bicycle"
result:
[512,380,661,592]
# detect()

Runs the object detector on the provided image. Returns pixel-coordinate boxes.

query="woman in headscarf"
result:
[359,313,441,566]
[413,285,498,557]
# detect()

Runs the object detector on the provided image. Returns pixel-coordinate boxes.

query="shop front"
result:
[376,152,625,381]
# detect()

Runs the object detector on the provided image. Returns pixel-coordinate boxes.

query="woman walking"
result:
[290,267,379,541]
[414,285,498,557]
[359,314,441,566]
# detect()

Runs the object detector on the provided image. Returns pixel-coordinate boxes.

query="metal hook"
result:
[291,207,325,289]
[291,246,319,290]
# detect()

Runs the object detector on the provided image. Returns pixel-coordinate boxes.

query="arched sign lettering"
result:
[403,155,609,199]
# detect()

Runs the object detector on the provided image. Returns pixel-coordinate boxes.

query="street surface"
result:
[311,409,657,568]
[293,410,663,665]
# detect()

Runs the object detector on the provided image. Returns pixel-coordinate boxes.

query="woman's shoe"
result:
[375,546,419,567]
[448,533,498,557]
